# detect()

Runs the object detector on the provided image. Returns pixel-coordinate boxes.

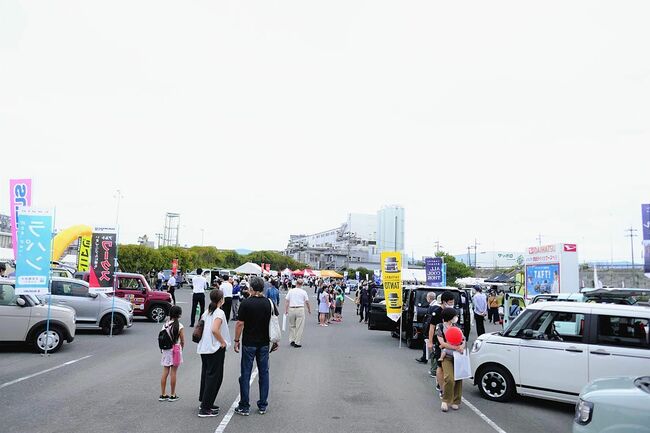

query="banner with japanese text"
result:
[641,204,650,278]
[425,257,443,286]
[15,208,53,295]
[9,179,32,260]
[76,235,92,271]
[88,227,117,294]
[380,251,402,322]
[171,259,178,276]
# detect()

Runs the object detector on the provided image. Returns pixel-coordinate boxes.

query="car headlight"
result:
[574,399,593,425]
[471,340,483,353]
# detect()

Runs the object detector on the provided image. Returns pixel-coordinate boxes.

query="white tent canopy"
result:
[234,262,262,275]
[0,248,14,261]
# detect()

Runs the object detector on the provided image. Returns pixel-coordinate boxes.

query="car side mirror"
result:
[141,287,148,294]
[16,297,26,307]
[89,292,98,298]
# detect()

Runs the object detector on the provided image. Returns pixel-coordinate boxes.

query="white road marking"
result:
[345,295,355,302]
[461,397,508,433]
[214,367,259,433]
[0,355,93,390]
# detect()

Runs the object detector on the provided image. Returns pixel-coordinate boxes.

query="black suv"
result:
[400,286,471,349]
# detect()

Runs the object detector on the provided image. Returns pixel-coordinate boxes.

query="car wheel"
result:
[477,365,515,402]
[32,326,64,353]
[148,305,167,323]
[101,314,125,335]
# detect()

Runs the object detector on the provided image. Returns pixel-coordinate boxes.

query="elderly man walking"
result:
[473,286,488,337]
[284,279,311,348]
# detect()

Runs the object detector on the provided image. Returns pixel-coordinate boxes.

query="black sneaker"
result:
[259,408,267,415]
[294,344,302,348]
[415,358,427,364]
[168,395,180,402]
[234,407,250,416]
[290,342,296,347]
[198,409,219,418]
[159,395,170,401]
[198,405,220,412]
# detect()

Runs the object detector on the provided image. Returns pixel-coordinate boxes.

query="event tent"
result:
[320,270,343,278]
[303,269,317,277]
[234,262,262,275]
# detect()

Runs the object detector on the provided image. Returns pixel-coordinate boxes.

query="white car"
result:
[470,301,650,404]
[0,278,77,353]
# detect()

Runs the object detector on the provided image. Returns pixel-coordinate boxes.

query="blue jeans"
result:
[238,345,269,411]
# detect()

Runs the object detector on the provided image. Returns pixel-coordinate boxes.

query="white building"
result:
[377,205,405,252]
[454,250,524,268]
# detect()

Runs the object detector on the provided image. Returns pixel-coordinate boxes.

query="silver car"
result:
[40,277,134,335]
[0,278,77,353]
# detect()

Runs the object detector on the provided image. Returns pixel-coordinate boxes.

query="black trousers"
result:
[488,307,499,323]
[191,293,206,326]
[168,287,176,305]
[222,297,232,322]
[199,348,226,411]
[475,313,486,337]
[359,303,370,322]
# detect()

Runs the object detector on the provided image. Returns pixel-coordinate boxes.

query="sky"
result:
[1,0,649,263]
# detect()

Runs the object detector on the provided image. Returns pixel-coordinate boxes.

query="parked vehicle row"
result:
[1,270,175,354]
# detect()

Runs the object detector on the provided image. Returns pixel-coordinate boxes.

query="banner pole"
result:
[109,225,119,338]
[399,313,402,349]
[44,207,56,357]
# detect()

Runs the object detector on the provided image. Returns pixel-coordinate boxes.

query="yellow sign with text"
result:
[381,251,402,322]
[77,235,92,271]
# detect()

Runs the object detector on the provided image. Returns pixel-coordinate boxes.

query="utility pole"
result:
[467,246,472,267]
[155,233,163,249]
[625,227,638,286]
[536,233,543,247]
[434,240,443,253]
[474,238,480,269]
[114,189,124,228]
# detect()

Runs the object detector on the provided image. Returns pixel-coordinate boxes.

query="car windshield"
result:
[504,309,533,336]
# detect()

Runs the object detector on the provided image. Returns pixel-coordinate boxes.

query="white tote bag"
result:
[453,350,472,380]
[268,299,282,344]
[282,313,288,332]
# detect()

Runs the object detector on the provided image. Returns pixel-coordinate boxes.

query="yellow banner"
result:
[77,235,92,271]
[381,251,402,322]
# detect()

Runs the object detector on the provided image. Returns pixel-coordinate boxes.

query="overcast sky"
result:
[1,1,648,262]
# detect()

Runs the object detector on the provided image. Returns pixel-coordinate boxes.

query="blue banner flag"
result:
[643,204,650,275]
[15,208,53,295]
[425,257,444,286]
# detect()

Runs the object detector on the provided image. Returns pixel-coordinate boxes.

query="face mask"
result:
[452,317,459,324]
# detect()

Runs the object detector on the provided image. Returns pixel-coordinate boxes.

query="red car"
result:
[75,272,172,322]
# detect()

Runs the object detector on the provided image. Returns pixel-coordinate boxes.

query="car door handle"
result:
[590,350,611,356]
[565,347,583,353]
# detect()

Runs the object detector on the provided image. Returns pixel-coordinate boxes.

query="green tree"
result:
[435,251,473,286]
[345,267,375,281]
[118,244,162,274]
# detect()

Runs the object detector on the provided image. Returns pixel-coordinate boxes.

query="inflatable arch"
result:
[52,225,93,261]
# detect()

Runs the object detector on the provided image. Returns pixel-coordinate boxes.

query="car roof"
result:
[410,285,463,292]
[527,301,650,315]
[51,276,90,286]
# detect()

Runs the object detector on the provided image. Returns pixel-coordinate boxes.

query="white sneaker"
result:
[441,402,448,412]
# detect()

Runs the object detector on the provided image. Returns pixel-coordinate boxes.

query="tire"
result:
[477,364,516,402]
[100,314,126,335]
[32,326,65,353]
[407,334,418,349]
[148,304,168,323]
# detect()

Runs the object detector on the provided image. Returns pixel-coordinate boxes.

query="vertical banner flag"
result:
[76,235,92,271]
[15,208,53,295]
[9,179,32,259]
[425,257,444,286]
[380,251,402,322]
[171,259,178,276]
[88,227,117,294]
[643,204,650,276]
[266,263,271,272]
[343,271,348,280]
[356,271,360,281]
[441,263,447,287]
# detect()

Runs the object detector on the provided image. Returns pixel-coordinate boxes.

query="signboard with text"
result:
[88,227,117,294]
[524,243,578,296]
[9,179,32,259]
[15,208,53,295]
[76,235,92,271]
[643,204,650,277]
[425,257,443,286]
[380,251,402,322]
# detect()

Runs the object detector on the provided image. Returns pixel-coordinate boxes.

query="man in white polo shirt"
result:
[284,279,311,348]
[220,277,234,322]
[190,268,208,327]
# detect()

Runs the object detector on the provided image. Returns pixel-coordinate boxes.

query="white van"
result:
[470,301,650,404]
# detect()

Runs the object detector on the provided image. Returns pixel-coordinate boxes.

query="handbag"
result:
[192,318,205,343]
[172,344,182,366]
[453,350,472,380]
[268,299,281,344]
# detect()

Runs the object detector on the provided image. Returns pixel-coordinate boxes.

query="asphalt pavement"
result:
[0,288,575,433]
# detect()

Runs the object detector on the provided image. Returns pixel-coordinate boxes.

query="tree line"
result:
[117,245,307,275]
